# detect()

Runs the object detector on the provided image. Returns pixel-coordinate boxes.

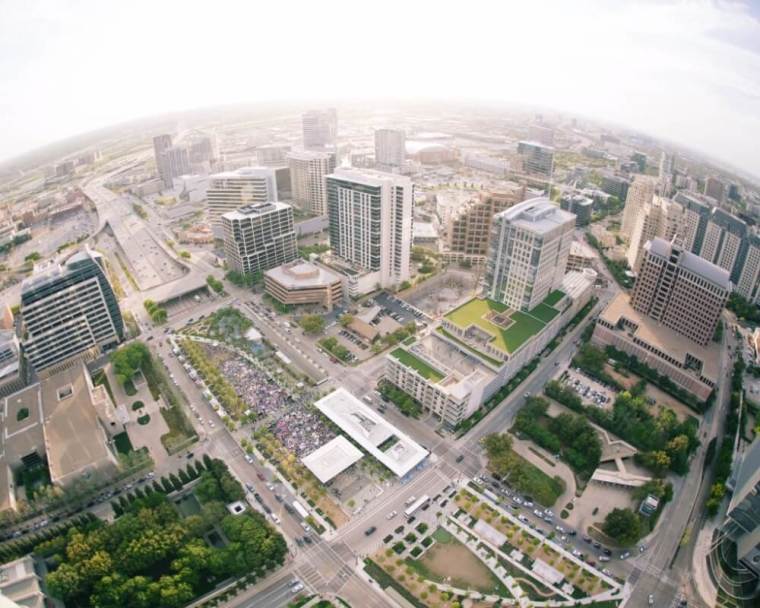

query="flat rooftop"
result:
[265,260,341,289]
[315,388,429,478]
[599,293,721,381]
[444,292,564,356]
[222,200,291,220]
[301,436,363,484]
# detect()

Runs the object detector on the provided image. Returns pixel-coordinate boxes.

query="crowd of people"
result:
[272,407,336,457]
[220,358,290,417]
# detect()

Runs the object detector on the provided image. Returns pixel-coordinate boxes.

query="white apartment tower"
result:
[206,168,278,238]
[621,176,655,238]
[374,129,406,168]
[326,168,413,289]
[486,198,576,311]
[287,150,336,215]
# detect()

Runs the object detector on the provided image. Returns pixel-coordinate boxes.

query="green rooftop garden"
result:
[543,289,565,306]
[444,292,565,356]
[390,348,445,382]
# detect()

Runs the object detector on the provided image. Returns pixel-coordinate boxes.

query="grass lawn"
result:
[445,297,552,354]
[390,348,444,382]
[405,527,510,596]
[501,311,547,351]
[493,449,565,507]
[113,431,134,454]
[528,303,560,324]
[543,290,565,307]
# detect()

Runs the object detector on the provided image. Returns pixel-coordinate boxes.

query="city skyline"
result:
[1,1,760,178]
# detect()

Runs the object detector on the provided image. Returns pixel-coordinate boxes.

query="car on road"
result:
[386,511,398,520]
[364,526,377,536]
[620,551,631,559]
[455,454,465,463]
[244,454,254,464]
[523,500,534,508]
[405,496,417,506]
[648,594,654,605]
[533,509,544,518]
[257,472,265,481]
[290,582,304,594]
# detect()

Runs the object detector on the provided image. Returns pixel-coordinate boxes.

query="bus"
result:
[404,495,430,519]
[291,500,309,520]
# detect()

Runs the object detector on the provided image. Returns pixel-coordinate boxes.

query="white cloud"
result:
[1,0,759,176]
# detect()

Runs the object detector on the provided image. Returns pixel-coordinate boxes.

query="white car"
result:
[386,510,398,520]
[244,454,254,464]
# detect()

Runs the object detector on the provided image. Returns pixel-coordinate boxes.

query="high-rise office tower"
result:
[621,176,655,238]
[631,237,730,346]
[326,167,413,289]
[221,202,297,276]
[560,194,594,226]
[705,176,726,203]
[447,186,526,260]
[153,134,172,165]
[374,129,406,168]
[157,146,190,188]
[699,208,748,280]
[486,197,575,311]
[673,191,712,254]
[206,168,279,237]
[287,150,336,215]
[735,236,760,303]
[20,248,124,372]
[517,141,554,178]
[302,109,338,149]
[528,124,555,146]
[626,196,686,271]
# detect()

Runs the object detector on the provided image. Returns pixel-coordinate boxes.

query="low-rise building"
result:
[0,554,53,608]
[264,260,343,310]
[0,363,124,513]
[567,240,597,272]
[386,271,593,428]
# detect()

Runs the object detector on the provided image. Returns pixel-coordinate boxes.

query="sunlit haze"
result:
[1,0,760,176]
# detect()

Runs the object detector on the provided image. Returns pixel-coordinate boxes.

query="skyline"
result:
[1,1,760,178]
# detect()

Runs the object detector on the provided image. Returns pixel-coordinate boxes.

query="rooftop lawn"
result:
[390,348,445,382]
[445,298,551,354]
[543,289,565,306]
[528,303,561,324]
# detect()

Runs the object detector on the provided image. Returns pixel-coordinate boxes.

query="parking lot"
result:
[374,292,429,326]
[559,368,616,409]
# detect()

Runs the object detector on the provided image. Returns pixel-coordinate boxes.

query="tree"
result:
[298,314,325,334]
[602,508,641,545]
[339,314,354,328]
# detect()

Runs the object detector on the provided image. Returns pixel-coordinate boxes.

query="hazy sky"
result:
[1,0,760,177]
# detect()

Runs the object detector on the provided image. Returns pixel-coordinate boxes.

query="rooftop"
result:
[645,237,731,290]
[444,291,564,356]
[265,260,341,289]
[222,201,291,221]
[314,388,428,477]
[327,167,411,189]
[301,436,363,484]
[495,197,576,236]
